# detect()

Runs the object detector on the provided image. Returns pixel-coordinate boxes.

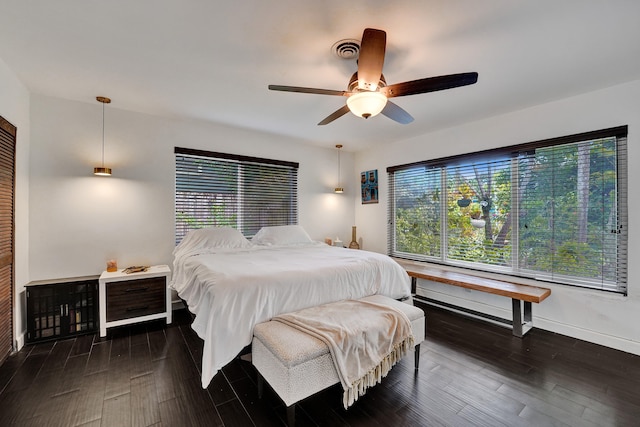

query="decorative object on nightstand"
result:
[348,226,360,249]
[99,265,172,337]
[122,265,149,274]
[106,259,117,272]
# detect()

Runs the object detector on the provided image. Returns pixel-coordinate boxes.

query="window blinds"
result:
[516,136,627,292]
[445,157,513,269]
[175,147,299,243]
[388,166,442,260]
[388,126,628,294]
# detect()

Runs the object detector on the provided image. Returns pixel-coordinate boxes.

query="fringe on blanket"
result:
[343,335,415,409]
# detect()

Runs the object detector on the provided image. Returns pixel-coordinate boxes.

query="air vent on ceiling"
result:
[331,39,360,60]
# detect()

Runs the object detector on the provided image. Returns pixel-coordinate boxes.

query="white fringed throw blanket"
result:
[273,299,414,409]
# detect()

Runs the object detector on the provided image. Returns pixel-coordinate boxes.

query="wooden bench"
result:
[393,259,550,337]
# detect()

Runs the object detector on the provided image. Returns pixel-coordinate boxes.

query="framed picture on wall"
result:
[361,169,378,204]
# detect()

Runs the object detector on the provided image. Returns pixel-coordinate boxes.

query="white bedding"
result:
[171,241,411,388]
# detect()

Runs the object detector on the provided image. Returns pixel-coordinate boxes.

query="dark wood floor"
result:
[1,303,640,427]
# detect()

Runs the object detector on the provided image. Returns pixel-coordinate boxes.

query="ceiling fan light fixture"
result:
[268,28,476,125]
[346,91,387,119]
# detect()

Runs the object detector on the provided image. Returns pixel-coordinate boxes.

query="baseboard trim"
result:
[415,295,640,356]
[14,332,24,352]
[533,316,640,356]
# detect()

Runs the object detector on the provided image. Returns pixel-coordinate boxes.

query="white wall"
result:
[355,79,640,356]
[28,95,355,279]
[0,57,30,350]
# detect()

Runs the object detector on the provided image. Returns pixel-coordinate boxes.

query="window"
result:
[175,147,298,243]
[388,126,628,294]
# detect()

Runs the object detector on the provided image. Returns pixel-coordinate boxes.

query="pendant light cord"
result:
[337,147,341,187]
[101,101,105,168]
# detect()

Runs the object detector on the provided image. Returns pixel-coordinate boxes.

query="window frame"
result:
[387,126,628,294]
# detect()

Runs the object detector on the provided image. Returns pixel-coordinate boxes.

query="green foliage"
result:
[468,204,482,219]
[395,188,441,256]
[176,192,238,236]
[393,137,620,284]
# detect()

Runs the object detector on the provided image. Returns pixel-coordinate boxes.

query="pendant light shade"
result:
[94,96,112,176]
[334,144,344,193]
[93,167,112,176]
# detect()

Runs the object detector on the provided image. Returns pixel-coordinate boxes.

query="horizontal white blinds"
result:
[517,136,627,292]
[388,126,628,294]
[175,148,298,243]
[446,157,513,268]
[389,166,442,260]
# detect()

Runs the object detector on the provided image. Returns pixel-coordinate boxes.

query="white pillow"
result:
[251,225,313,246]
[174,226,251,254]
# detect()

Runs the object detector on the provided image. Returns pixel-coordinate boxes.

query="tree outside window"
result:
[388,127,627,294]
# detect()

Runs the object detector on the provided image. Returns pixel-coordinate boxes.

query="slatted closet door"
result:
[0,116,16,364]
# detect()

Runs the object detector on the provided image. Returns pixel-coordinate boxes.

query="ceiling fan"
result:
[268,28,478,125]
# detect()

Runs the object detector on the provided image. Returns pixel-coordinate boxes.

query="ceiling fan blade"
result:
[381,101,414,124]
[382,72,478,98]
[357,28,386,91]
[318,105,351,125]
[268,85,349,97]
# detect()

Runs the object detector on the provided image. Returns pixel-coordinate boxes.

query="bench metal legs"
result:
[512,299,533,338]
[413,273,534,338]
[414,344,421,370]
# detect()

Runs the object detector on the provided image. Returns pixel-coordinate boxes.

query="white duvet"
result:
[171,242,411,388]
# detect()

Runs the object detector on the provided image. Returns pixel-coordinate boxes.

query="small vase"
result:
[349,226,360,249]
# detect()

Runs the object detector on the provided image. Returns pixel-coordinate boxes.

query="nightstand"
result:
[98,265,172,337]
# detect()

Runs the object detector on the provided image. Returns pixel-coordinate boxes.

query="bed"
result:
[171,225,411,388]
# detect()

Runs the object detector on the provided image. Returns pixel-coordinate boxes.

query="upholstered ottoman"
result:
[252,295,425,426]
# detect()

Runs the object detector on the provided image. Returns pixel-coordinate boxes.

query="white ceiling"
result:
[1,1,639,151]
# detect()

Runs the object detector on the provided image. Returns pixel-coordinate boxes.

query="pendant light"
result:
[334,144,344,193]
[93,96,112,176]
